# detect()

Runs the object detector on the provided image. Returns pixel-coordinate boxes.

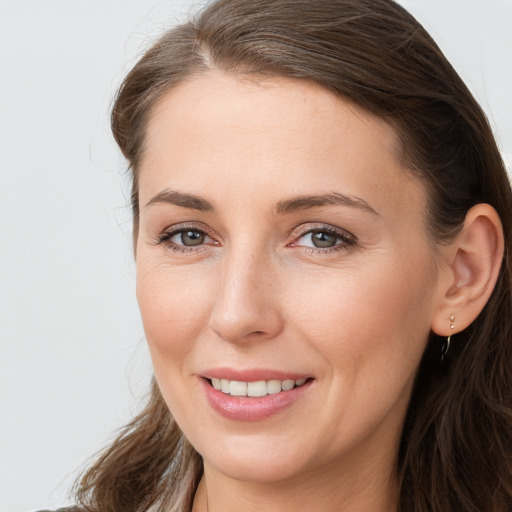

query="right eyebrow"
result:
[144,189,215,212]
[275,192,379,216]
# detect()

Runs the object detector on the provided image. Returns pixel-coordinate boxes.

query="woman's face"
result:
[136,72,444,485]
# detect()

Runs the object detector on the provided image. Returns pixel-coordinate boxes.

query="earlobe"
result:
[431,203,504,337]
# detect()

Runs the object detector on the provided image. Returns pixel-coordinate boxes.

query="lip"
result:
[202,367,310,382]
[199,369,314,421]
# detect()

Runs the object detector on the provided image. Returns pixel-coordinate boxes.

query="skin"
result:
[135,71,453,512]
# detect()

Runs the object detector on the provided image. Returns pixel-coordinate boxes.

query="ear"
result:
[431,204,504,336]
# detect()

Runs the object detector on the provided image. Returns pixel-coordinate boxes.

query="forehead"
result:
[139,71,425,222]
[145,71,400,157]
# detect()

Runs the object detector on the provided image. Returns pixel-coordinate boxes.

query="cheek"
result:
[136,259,214,362]
[282,259,435,445]
[287,255,435,369]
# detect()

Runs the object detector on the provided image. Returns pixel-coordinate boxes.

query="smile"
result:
[203,375,314,421]
[210,378,308,397]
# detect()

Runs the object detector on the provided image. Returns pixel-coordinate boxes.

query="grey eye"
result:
[310,231,337,248]
[293,226,355,252]
[172,230,206,246]
[295,230,339,249]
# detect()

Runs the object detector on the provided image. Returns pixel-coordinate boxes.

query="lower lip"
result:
[201,378,313,421]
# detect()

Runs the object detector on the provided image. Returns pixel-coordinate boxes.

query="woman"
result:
[67,0,512,510]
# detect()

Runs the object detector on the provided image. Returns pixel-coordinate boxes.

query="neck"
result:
[192,458,398,512]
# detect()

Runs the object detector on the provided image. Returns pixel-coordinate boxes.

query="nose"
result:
[208,249,284,344]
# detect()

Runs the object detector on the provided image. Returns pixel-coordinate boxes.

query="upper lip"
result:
[201,367,312,382]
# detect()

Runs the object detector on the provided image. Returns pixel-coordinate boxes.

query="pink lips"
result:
[200,368,313,421]
[203,367,308,382]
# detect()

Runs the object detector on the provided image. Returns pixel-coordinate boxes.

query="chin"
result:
[193,431,318,483]
[206,454,306,484]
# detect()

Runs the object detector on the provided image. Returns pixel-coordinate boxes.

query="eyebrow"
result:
[145,189,215,212]
[145,189,379,216]
[275,192,379,216]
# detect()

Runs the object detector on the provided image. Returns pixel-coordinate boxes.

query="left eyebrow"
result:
[144,189,215,212]
[275,192,380,216]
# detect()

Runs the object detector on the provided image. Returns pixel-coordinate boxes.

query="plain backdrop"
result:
[1,1,511,511]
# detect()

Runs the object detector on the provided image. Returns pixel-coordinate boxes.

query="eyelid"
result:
[155,222,220,248]
[289,223,356,244]
[287,223,358,255]
[161,221,216,237]
[153,221,356,254]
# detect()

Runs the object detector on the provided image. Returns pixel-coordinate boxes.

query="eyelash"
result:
[288,225,357,255]
[156,224,218,254]
[155,223,357,255]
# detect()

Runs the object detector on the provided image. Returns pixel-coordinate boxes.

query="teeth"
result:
[210,378,308,397]
[229,380,247,396]
[247,380,267,397]
[281,379,295,391]
[267,380,282,394]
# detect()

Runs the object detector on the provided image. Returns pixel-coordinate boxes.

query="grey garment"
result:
[35,508,84,512]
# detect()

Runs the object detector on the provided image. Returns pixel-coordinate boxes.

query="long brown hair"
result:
[75,1,512,511]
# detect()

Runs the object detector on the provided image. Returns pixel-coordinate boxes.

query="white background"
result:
[1,1,511,511]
